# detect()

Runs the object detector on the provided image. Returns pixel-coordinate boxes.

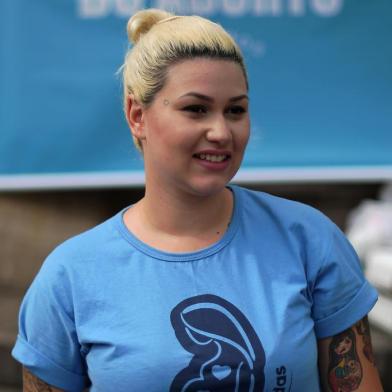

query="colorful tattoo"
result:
[327,328,362,392]
[355,317,376,366]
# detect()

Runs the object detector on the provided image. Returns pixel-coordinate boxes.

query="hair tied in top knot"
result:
[127,8,174,44]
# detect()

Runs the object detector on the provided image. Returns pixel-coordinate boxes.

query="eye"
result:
[182,105,208,114]
[226,105,247,115]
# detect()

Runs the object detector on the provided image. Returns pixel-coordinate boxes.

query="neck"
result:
[123,183,234,252]
[138,184,233,238]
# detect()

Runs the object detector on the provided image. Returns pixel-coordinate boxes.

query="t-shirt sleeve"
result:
[12,251,88,391]
[310,219,378,339]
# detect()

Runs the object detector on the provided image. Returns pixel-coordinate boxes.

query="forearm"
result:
[23,367,64,392]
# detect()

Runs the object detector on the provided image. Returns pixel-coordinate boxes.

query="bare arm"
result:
[23,367,64,392]
[318,316,384,392]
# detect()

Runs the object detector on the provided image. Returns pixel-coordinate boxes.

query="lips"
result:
[193,151,231,163]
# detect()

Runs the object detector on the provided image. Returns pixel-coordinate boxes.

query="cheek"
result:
[236,127,250,150]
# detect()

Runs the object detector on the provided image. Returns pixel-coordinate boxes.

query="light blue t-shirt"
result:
[12,185,377,391]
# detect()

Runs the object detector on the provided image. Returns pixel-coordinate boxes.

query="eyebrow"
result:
[179,92,249,102]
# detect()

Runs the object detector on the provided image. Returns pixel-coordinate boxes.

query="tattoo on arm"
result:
[327,327,362,392]
[355,317,376,366]
[23,367,63,392]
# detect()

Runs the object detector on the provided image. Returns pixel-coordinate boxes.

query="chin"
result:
[185,177,233,198]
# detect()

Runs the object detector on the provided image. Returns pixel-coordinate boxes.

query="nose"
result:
[205,115,232,145]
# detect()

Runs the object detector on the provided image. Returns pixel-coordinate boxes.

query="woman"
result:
[13,8,384,392]
[327,328,362,390]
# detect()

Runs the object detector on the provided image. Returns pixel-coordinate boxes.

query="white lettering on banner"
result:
[230,30,266,57]
[310,0,343,17]
[78,0,110,17]
[114,0,145,17]
[77,0,345,18]
[78,0,145,18]
[190,0,216,15]
[154,0,184,13]
[222,0,248,16]
[253,0,342,16]
[288,0,306,16]
[253,0,282,16]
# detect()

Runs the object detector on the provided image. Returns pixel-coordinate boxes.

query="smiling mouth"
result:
[193,153,230,163]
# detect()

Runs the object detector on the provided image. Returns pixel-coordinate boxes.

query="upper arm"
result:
[13,253,88,391]
[318,316,384,392]
[23,367,64,392]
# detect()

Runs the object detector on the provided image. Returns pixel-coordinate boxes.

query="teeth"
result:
[197,154,227,162]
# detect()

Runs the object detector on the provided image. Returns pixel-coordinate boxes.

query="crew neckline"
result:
[114,185,242,262]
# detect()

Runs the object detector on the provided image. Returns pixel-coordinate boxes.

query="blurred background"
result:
[1,0,391,390]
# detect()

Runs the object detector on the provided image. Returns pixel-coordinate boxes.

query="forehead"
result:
[163,58,248,96]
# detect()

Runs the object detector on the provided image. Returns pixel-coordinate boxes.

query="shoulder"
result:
[233,185,352,275]
[21,210,129,313]
[38,210,126,277]
[234,188,377,337]
[234,185,334,235]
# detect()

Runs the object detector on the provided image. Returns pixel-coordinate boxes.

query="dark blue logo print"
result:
[170,294,265,392]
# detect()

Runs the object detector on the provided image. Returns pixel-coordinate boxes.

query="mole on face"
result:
[170,294,265,392]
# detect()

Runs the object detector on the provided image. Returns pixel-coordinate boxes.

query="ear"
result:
[126,94,146,142]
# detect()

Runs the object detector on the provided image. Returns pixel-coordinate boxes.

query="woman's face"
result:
[136,58,250,198]
[334,336,353,355]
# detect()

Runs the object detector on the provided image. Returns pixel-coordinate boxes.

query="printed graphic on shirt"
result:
[170,294,265,392]
[273,365,292,392]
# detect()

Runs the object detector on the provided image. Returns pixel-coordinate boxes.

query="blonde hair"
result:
[121,8,248,150]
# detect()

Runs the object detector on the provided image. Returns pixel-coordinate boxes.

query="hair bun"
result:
[127,9,174,44]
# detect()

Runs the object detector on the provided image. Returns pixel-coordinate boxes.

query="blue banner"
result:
[1,0,391,189]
